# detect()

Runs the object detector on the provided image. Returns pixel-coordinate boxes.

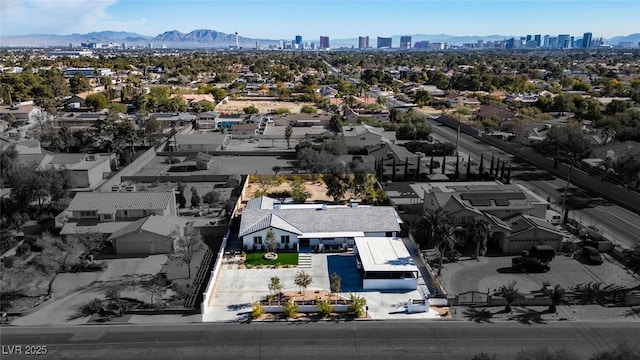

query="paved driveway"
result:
[98,255,167,282]
[439,252,638,295]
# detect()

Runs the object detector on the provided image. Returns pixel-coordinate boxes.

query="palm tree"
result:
[545,284,565,313]
[415,207,449,249]
[435,225,457,276]
[496,281,522,313]
[623,245,640,275]
[294,271,312,295]
[472,217,492,259]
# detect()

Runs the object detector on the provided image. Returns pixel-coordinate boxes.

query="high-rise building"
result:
[358,36,369,49]
[526,35,532,43]
[548,36,558,48]
[534,34,541,47]
[377,37,392,49]
[583,32,593,48]
[557,34,571,48]
[295,35,303,45]
[543,35,550,48]
[400,36,412,49]
[319,36,330,49]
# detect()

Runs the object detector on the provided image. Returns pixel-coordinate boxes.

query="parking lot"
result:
[438,251,638,296]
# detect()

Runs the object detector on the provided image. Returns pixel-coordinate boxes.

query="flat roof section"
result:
[354,237,418,273]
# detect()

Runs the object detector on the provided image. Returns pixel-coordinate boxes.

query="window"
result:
[103,214,112,220]
[280,235,290,244]
[253,236,262,245]
[80,211,97,217]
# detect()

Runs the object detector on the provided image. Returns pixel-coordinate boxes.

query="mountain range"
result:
[1,29,638,48]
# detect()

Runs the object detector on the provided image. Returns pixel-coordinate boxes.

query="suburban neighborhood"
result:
[1,14,640,359]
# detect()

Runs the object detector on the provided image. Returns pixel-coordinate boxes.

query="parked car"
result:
[580,246,603,265]
[522,245,556,263]
[512,257,551,273]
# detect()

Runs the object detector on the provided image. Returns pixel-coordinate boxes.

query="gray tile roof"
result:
[108,215,185,240]
[66,192,173,213]
[239,206,401,237]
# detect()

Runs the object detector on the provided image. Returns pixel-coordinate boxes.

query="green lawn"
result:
[245,252,299,266]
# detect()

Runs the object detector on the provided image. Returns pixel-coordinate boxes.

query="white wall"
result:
[363,277,418,290]
[242,228,299,251]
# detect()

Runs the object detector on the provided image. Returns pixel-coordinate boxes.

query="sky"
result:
[1,0,639,39]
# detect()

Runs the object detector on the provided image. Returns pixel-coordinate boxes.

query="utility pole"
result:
[560,156,575,224]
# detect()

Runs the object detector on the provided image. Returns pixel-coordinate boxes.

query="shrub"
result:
[330,273,341,293]
[275,107,291,114]
[250,301,264,319]
[275,175,287,185]
[301,105,318,114]
[166,157,180,164]
[24,235,43,252]
[2,256,16,268]
[79,298,105,316]
[282,300,299,319]
[316,298,333,318]
[15,243,31,256]
[347,293,367,318]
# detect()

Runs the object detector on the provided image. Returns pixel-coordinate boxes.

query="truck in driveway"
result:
[522,245,556,263]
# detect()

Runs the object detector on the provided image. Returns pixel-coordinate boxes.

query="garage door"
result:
[115,239,151,255]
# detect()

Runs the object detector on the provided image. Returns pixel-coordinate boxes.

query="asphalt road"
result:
[2,321,638,359]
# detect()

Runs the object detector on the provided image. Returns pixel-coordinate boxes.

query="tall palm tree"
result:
[472,216,492,259]
[415,207,449,249]
[435,224,457,276]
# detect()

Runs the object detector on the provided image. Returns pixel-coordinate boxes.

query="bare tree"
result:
[171,226,203,279]
[75,231,106,261]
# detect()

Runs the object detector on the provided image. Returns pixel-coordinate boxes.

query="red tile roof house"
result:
[58,192,179,254]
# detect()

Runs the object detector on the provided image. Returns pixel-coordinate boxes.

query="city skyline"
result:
[1,0,639,40]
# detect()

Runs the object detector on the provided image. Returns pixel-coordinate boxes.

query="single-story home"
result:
[238,197,401,251]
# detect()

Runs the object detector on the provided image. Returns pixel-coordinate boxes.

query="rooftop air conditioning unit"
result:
[125,185,136,192]
[111,185,121,192]
[86,154,96,161]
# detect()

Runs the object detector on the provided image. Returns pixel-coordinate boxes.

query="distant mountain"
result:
[1,29,637,48]
[0,30,152,47]
[607,33,640,45]
[150,29,280,48]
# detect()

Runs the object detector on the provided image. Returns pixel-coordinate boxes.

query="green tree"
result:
[69,73,91,94]
[203,190,221,207]
[294,271,312,295]
[301,105,317,114]
[176,183,187,209]
[75,231,107,259]
[284,124,293,149]
[85,93,109,111]
[614,155,640,190]
[413,89,431,106]
[415,207,449,249]
[243,105,259,114]
[434,224,457,276]
[324,171,349,203]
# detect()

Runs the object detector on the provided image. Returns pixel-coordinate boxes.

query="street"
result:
[2,321,639,359]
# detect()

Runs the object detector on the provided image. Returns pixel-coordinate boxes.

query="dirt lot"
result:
[217,100,316,114]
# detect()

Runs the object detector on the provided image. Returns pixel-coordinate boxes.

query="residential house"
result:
[170,152,216,172]
[344,108,390,123]
[108,214,186,255]
[59,191,177,239]
[57,111,107,128]
[1,138,42,154]
[419,181,555,253]
[239,197,401,251]
[0,103,46,127]
[445,94,481,107]
[172,133,230,152]
[270,114,332,127]
[475,104,517,123]
[229,123,259,137]
[341,124,396,150]
[497,214,565,253]
[17,153,114,189]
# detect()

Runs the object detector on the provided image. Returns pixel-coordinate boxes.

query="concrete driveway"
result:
[98,255,167,282]
[439,252,639,295]
[204,252,440,322]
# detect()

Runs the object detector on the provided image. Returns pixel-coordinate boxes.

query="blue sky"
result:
[1,0,638,39]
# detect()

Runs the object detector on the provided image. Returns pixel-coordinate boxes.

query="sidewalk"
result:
[450,304,640,323]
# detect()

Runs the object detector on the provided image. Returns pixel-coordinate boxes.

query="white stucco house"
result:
[238,197,402,251]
